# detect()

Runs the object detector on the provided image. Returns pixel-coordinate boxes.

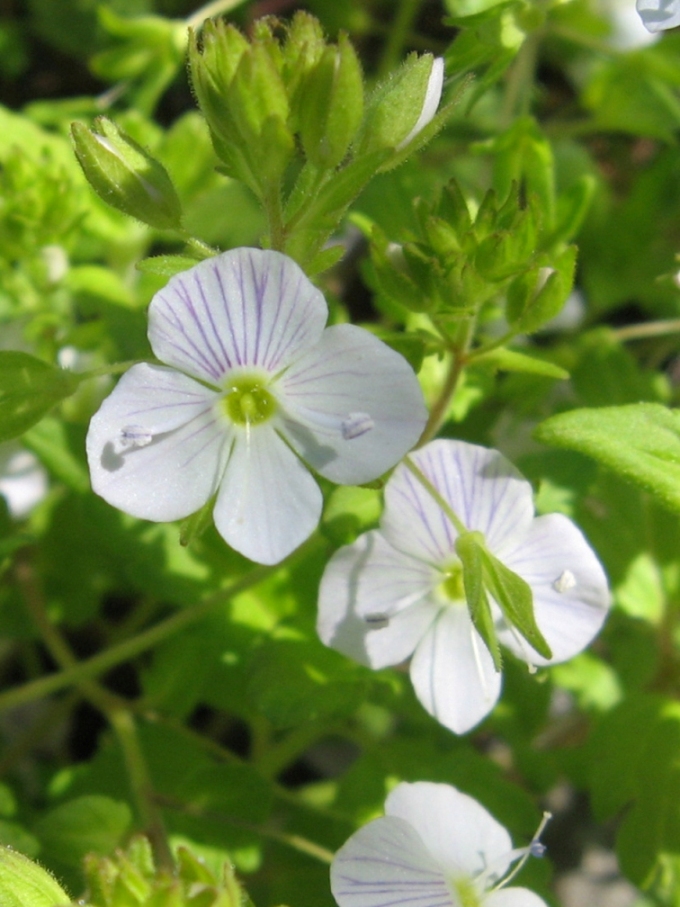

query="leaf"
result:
[479,545,552,660]
[455,531,502,670]
[0,846,70,907]
[33,795,131,868]
[535,403,680,514]
[0,352,80,442]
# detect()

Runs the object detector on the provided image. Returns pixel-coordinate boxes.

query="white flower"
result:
[637,0,680,32]
[331,781,549,907]
[317,439,610,734]
[397,57,445,150]
[86,248,427,565]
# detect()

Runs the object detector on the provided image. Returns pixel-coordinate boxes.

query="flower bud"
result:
[299,33,364,168]
[359,54,444,156]
[0,846,70,907]
[507,246,577,334]
[71,118,182,230]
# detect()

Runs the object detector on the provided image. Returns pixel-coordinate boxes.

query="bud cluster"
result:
[370,177,578,340]
[83,837,246,907]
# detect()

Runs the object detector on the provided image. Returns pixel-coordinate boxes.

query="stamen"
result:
[365,613,390,629]
[115,425,153,454]
[486,811,552,892]
[552,569,576,593]
[341,412,374,440]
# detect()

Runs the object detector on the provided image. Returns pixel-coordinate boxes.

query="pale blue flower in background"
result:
[331,781,550,907]
[87,248,426,565]
[637,0,680,32]
[318,440,610,733]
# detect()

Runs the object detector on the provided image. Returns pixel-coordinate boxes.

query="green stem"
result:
[613,318,680,342]
[500,31,539,128]
[403,456,467,535]
[467,328,517,360]
[109,709,175,871]
[418,317,476,445]
[0,565,270,714]
[264,180,286,252]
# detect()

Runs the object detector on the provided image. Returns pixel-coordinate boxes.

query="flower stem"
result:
[377,0,425,80]
[403,456,467,536]
[418,316,476,445]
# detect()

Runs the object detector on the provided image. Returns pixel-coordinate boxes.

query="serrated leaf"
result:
[535,403,680,514]
[0,352,80,442]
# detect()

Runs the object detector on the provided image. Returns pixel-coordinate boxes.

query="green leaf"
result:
[0,353,80,442]
[474,347,569,379]
[0,846,70,907]
[33,795,131,868]
[479,545,552,660]
[136,255,204,278]
[535,403,680,514]
[455,531,502,670]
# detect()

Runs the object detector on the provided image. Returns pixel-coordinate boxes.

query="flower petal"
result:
[385,782,512,881]
[410,607,502,734]
[277,324,427,485]
[498,513,611,666]
[484,888,548,907]
[398,56,445,149]
[331,815,453,907]
[148,248,328,386]
[382,441,533,565]
[636,0,680,32]
[213,425,321,564]
[86,363,228,521]
[317,532,439,669]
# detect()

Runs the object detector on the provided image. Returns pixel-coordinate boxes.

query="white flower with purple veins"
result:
[318,439,610,734]
[332,781,550,907]
[86,248,427,565]
[637,0,680,31]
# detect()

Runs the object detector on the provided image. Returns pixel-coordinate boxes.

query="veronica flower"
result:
[317,440,610,734]
[332,781,550,907]
[86,248,426,565]
[0,443,47,519]
[637,0,680,31]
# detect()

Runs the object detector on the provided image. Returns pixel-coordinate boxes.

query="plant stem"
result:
[377,0,425,80]
[0,565,270,714]
[403,456,467,535]
[418,317,476,445]
[185,0,249,30]
[613,318,680,342]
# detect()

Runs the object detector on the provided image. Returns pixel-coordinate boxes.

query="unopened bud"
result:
[72,118,182,230]
[359,54,444,156]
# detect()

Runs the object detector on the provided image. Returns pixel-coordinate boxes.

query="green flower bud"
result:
[506,245,577,334]
[71,118,182,230]
[359,53,444,155]
[0,846,70,907]
[283,11,326,122]
[299,33,364,168]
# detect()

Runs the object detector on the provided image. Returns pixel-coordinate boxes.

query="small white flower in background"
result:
[637,0,680,32]
[596,0,659,48]
[317,439,610,734]
[87,248,427,565]
[397,56,445,150]
[0,443,48,519]
[331,781,550,907]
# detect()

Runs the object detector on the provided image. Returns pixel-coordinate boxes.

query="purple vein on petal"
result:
[178,416,225,469]
[394,470,446,563]
[174,277,225,378]
[192,270,232,374]
[155,305,221,381]
[267,270,307,371]
[213,260,244,367]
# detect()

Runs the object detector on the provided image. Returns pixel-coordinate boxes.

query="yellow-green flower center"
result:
[452,876,482,907]
[439,562,465,603]
[222,376,277,426]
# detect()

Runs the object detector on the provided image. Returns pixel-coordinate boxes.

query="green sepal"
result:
[358,53,441,156]
[506,245,577,334]
[0,352,81,442]
[179,496,215,548]
[299,33,364,169]
[71,118,183,230]
[0,846,70,907]
[478,545,552,660]
[455,531,502,671]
